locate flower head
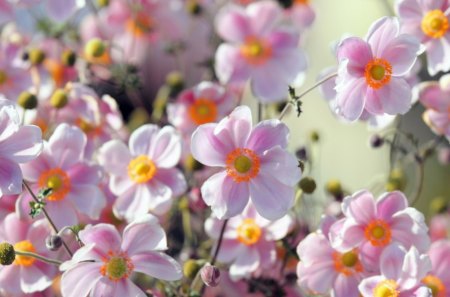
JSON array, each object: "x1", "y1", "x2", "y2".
[
  {"x1": 60, "y1": 215, "x2": 182, "y2": 297},
  {"x1": 191, "y1": 105, "x2": 301, "y2": 220},
  {"x1": 335, "y1": 17, "x2": 421, "y2": 121}
]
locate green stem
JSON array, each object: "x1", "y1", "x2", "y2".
[{"x1": 15, "y1": 250, "x2": 62, "y2": 266}]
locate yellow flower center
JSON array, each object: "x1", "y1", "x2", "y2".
[
  {"x1": 373, "y1": 280, "x2": 399, "y2": 297},
  {"x1": 333, "y1": 250, "x2": 363, "y2": 276},
  {"x1": 128, "y1": 155, "x2": 157, "y2": 184},
  {"x1": 364, "y1": 219, "x2": 392, "y2": 247},
  {"x1": 0, "y1": 70, "x2": 8, "y2": 85},
  {"x1": 100, "y1": 251, "x2": 134, "y2": 282},
  {"x1": 38, "y1": 168, "x2": 71, "y2": 201},
  {"x1": 422, "y1": 275, "x2": 446, "y2": 297},
  {"x1": 237, "y1": 218, "x2": 262, "y2": 245},
  {"x1": 126, "y1": 13, "x2": 154, "y2": 37},
  {"x1": 364, "y1": 58, "x2": 392, "y2": 89},
  {"x1": 226, "y1": 148, "x2": 260, "y2": 183},
  {"x1": 188, "y1": 98, "x2": 218, "y2": 125},
  {"x1": 240, "y1": 37, "x2": 272, "y2": 65},
  {"x1": 13, "y1": 240, "x2": 36, "y2": 267},
  {"x1": 422, "y1": 10, "x2": 449, "y2": 39}
]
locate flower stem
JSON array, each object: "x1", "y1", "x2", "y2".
[
  {"x1": 211, "y1": 219, "x2": 228, "y2": 266},
  {"x1": 278, "y1": 73, "x2": 337, "y2": 121},
  {"x1": 23, "y1": 181, "x2": 73, "y2": 257},
  {"x1": 15, "y1": 250, "x2": 62, "y2": 266}
]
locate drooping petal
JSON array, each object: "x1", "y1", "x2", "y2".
[
  {"x1": 249, "y1": 172, "x2": 294, "y2": 220},
  {"x1": 132, "y1": 252, "x2": 182, "y2": 281},
  {"x1": 201, "y1": 171, "x2": 250, "y2": 219},
  {"x1": 122, "y1": 214, "x2": 167, "y2": 255}
]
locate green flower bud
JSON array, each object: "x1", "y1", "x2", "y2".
[
  {"x1": 165, "y1": 71, "x2": 184, "y2": 96},
  {"x1": 183, "y1": 259, "x2": 202, "y2": 280},
  {"x1": 61, "y1": 50, "x2": 77, "y2": 67},
  {"x1": 17, "y1": 91, "x2": 38, "y2": 110},
  {"x1": 84, "y1": 38, "x2": 106, "y2": 60},
  {"x1": 97, "y1": 0, "x2": 109, "y2": 7},
  {"x1": 50, "y1": 89, "x2": 69, "y2": 109},
  {"x1": 299, "y1": 177, "x2": 316, "y2": 194},
  {"x1": 325, "y1": 179, "x2": 343, "y2": 197},
  {"x1": 430, "y1": 197, "x2": 448, "y2": 214},
  {"x1": 186, "y1": 0, "x2": 202, "y2": 15},
  {"x1": 28, "y1": 49, "x2": 46, "y2": 66},
  {"x1": 310, "y1": 131, "x2": 320, "y2": 142},
  {"x1": 0, "y1": 242, "x2": 15, "y2": 266}
]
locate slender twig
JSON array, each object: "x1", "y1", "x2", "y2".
[
  {"x1": 278, "y1": 73, "x2": 337, "y2": 121},
  {"x1": 15, "y1": 250, "x2": 63, "y2": 266},
  {"x1": 23, "y1": 181, "x2": 73, "y2": 257},
  {"x1": 257, "y1": 102, "x2": 263, "y2": 122},
  {"x1": 211, "y1": 219, "x2": 228, "y2": 266}
]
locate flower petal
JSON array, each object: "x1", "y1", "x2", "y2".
[
  {"x1": 122, "y1": 214, "x2": 167, "y2": 255},
  {"x1": 132, "y1": 252, "x2": 182, "y2": 281},
  {"x1": 49, "y1": 124, "x2": 86, "y2": 169}
]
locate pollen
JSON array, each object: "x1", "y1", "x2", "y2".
[
  {"x1": 226, "y1": 148, "x2": 260, "y2": 183},
  {"x1": 422, "y1": 10, "x2": 449, "y2": 39},
  {"x1": 373, "y1": 279, "x2": 399, "y2": 297},
  {"x1": 240, "y1": 37, "x2": 272, "y2": 65},
  {"x1": 128, "y1": 155, "x2": 157, "y2": 184},
  {"x1": 38, "y1": 168, "x2": 71, "y2": 201},
  {"x1": 333, "y1": 250, "x2": 363, "y2": 276},
  {"x1": 188, "y1": 98, "x2": 218, "y2": 125},
  {"x1": 364, "y1": 58, "x2": 392, "y2": 89},
  {"x1": 237, "y1": 218, "x2": 262, "y2": 245},
  {"x1": 422, "y1": 274, "x2": 446, "y2": 297},
  {"x1": 100, "y1": 251, "x2": 134, "y2": 282},
  {"x1": 364, "y1": 219, "x2": 392, "y2": 247},
  {"x1": 13, "y1": 240, "x2": 36, "y2": 267}
]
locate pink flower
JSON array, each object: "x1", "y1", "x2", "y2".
[
  {"x1": 396, "y1": 0, "x2": 450, "y2": 75},
  {"x1": 297, "y1": 215, "x2": 365, "y2": 297},
  {"x1": 329, "y1": 190, "x2": 430, "y2": 270},
  {"x1": 0, "y1": 43, "x2": 32, "y2": 103},
  {"x1": 60, "y1": 215, "x2": 182, "y2": 297},
  {"x1": 282, "y1": 0, "x2": 316, "y2": 30},
  {"x1": 422, "y1": 240, "x2": 450, "y2": 297},
  {"x1": 167, "y1": 81, "x2": 236, "y2": 136},
  {"x1": 359, "y1": 244, "x2": 432, "y2": 297},
  {"x1": 191, "y1": 105, "x2": 301, "y2": 220},
  {"x1": 214, "y1": 1, "x2": 307, "y2": 102},
  {"x1": 98, "y1": 124, "x2": 187, "y2": 221},
  {"x1": 0, "y1": 98, "x2": 42, "y2": 196},
  {"x1": 335, "y1": 17, "x2": 421, "y2": 121},
  {"x1": 417, "y1": 74, "x2": 450, "y2": 141},
  {"x1": 18, "y1": 123, "x2": 106, "y2": 229},
  {"x1": 0, "y1": 213, "x2": 56, "y2": 294},
  {"x1": 430, "y1": 213, "x2": 450, "y2": 241},
  {"x1": 205, "y1": 202, "x2": 293, "y2": 280}
]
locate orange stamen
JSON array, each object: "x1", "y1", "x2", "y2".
[
  {"x1": 333, "y1": 249, "x2": 363, "y2": 276},
  {"x1": 240, "y1": 36, "x2": 272, "y2": 65},
  {"x1": 364, "y1": 58, "x2": 392, "y2": 89},
  {"x1": 14, "y1": 240, "x2": 36, "y2": 267},
  {"x1": 422, "y1": 10, "x2": 449, "y2": 39},
  {"x1": 364, "y1": 219, "x2": 392, "y2": 247},
  {"x1": 188, "y1": 98, "x2": 218, "y2": 125},
  {"x1": 38, "y1": 168, "x2": 71, "y2": 201},
  {"x1": 237, "y1": 218, "x2": 262, "y2": 245},
  {"x1": 226, "y1": 148, "x2": 260, "y2": 183}
]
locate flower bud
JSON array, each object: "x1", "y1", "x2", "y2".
[
  {"x1": 61, "y1": 50, "x2": 77, "y2": 67},
  {"x1": 45, "y1": 235, "x2": 63, "y2": 251},
  {"x1": 97, "y1": 0, "x2": 109, "y2": 7},
  {"x1": 28, "y1": 48, "x2": 46, "y2": 65},
  {"x1": 17, "y1": 91, "x2": 38, "y2": 109},
  {"x1": 310, "y1": 131, "x2": 320, "y2": 142},
  {"x1": 200, "y1": 263, "x2": 220, "y2": 287},
  {"x1": 183, "y1": 259, "x2": 202, "y2": 280},
  {"x1": 84, "y1": 38, "x2": 106, "y2": 60},
  {"x1": 295, "y1": 147, "x2": 307, "y2": 160},
  {"x1": 299, "y1": 177, "x2": 316, "y2": 194},
  {"x1": 430, "y1": 197, "x2": 448, "y2": 214},
  {"x1": 50, "y1": 89, "x2": 69, "y2": 109},
  {"x1": 0, "y1": 242, "x2": 15, "y2": 265},
  {"x1": 186, "y1": 0, "x2": 202, "y2": 15},
  {"x1": 325, "y1": 179, "x2": 343, "y2": 197},
  {"x1": 369, "y1": 134, "x2": 384, "y2": 148},
  {"x1": 385, "y1": 168, "x2": 406, "y2": 191},
  {"x1": 165, "y1": 71, "x2": 184, "y2": 96}
]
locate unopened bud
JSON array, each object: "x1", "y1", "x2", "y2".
[
  {"x1": 17, "y1": 91, "x2": 38, "y2": 109},
  {"x1": 183, "y1": 259, "x2": 202, "y2": 280},
  {"x1": 61, "y1": 50, "x2": 77, "y2": 67},
  {"x1": 299, "y1": 177, "x2": 316, "y2": 194},
  {"x1": 28, "y1": 48, "x2": 46, "y2": 65},
  {"x1": 97, "y1": 0, "x2": 109, "y2": 7},
  {"x1": 45, "y1": 235, "x2": 63, "y2": 251},
  {"x1": 385, "y1": 168, "x2": 406, "y2": 192},
  {"x1": 165, "y1": 71, "x2": 184, "y2": 96},
  {"x1": 310, "y1": 131, "x2": 320, "y2": 142},
  {"x1": 84, "y1": 38, "x2": 106, "y2": 60},
  {"x1": 325, "y1": 179, "x2": 343, "y2": 197},
  {"x1": 50, "y1": 89, "x2": 69, "y2": 109},
  {"x1": 200, "y1": 263, "x2": 220, "y2": 287},
  {"x1": 369, "y1": 134, "x2": 384, "y2": 148},
  {"x1": 430, "y1": 197, "x2": 448, "y2": 214},
  {"x1": 0, "y1": 242, "x2": 15, "y2": 265},
  {"x1": 295, "y1": 147, "x2": 307, "y2": 160},
  {"x1": 186, "y1": 0, "x2": 202, "y2": 15}
]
